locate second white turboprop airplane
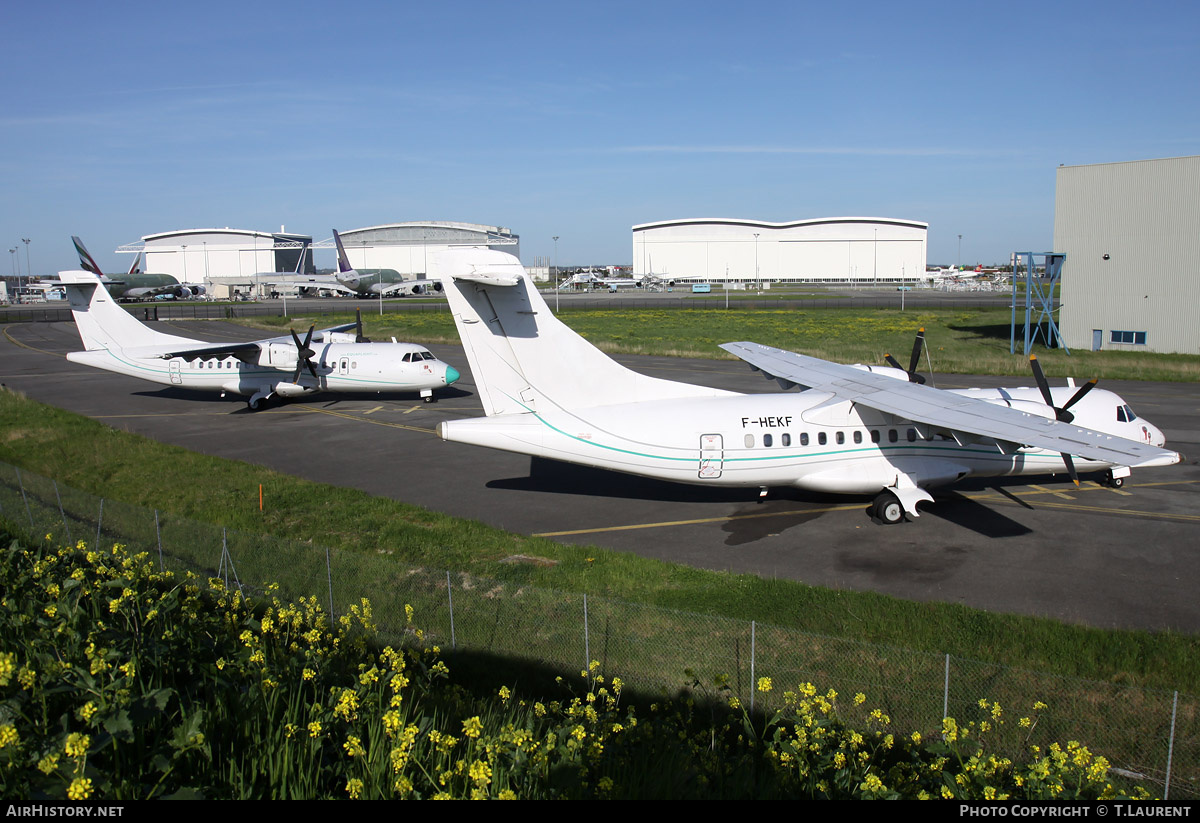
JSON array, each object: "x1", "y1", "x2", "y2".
[
  {"x1": 59, "y1": 271, "x2": 460, "y2": 410},
  {"x1": 432, "y1": 249, "x2": 1180, "y2": 524}
]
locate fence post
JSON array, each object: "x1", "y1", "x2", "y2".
[
  {"x1": 1165, "y1": 690, "x2": 1178, "y2": 800},
  {"x1": 95, "y1": 498, "x2": 104, "y2": 550},
  {"x1": 446, "y1": 570, "x2": 456, "y2": 650},
  {"x1": 750, "y1": 620, "x2": 757, "y2": 713},
  {"x1": 583, "y1": 594, "x2": 590, "y2": 670},
  {"x1": 943, "y1": 654, "x2": 951, "y2": 723},
  {"x1": 53, "y1": 480, "x2": 71, "y2": 544},
  {"x1": 16, "y1": 468, "x2": 34, "y2": 531},
  {"x1": 155, "y1": 510, "x2": 163, "y2": 571},
  {"x1": 325, "y1": 546, "x2": 334, "y2": 620}
]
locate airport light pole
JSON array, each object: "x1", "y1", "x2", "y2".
[
  {"x1": 958, "y1": 234, "x2": 963, "y2": 270},
  {"x1": 873, "y1": 229, "x2": 877, "y2": 287},
  {"x1": 9, "y1": 249, "x2": 16, "y2": 299},
  {"x1": 22, "y1": 238, "x2": 30, "y2": 282},
  {"x1": 553, "y1": 235, "x2": 560, "y2": 312},
  {"x1": 753, "y1": 233, "x2": 760, "y2": 292}
]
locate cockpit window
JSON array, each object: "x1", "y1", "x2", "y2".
[
  {"x1": 418, "y1": 351, "x2": 435, "y2": 361},
  {"x1": 1117, "y1": 406, "x2": 1126, "y2": 423},
  {"x1": 1124, "y1": 404, "x2": 1137, "y2": 422}
]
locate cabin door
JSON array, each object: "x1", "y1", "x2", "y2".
[
  {"x1": 699, "y1": 434, "x2": 723, "y2": 479},
  {"x1": 168, "y1": 360, "x2": 182, "y2": 385}
]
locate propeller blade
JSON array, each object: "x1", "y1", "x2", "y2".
[
  {"x1": 290, "y1": 326, "x2": 317, "y2": 384},
  {"x1": 355, "y1": 308, "x2": 368, "y2": 343},
  {"x1": 1061, "y1": 379, "x2": 1098, "y2": 414},
  {"x1": 908, "y1": 328, "x2": 926, "y2": 375},
  {"x1": 1062, "y1": 452, "x2": 1080, "y2": 487},
  {"x1": 884, "y1": 330, "x2": 927, "y2": 384},
  {"x1": 1029, "y1": 355, "x2": 1056, "y2": 409}
]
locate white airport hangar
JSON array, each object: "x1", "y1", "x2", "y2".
[
  {"x1": 1055, "y1": 155, "x2": 1200, "y2": 355},
  {"x1": 119, "y1": 229, "x2": 315, "y2": 298},
  {"x1": 631, "y1": 217, "x2": 928, "y2": 284},
  {"x1": 336, "y1": 222, "x2": 519, "y2": 276}
]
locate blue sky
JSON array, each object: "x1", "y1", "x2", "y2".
[{"x1": 2, "y1": 0, "x2": 1197, "y2": 274}]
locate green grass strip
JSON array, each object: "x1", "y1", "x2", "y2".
[{"x1": 1, "y1": 387, "x2": 1197, "y2": 695}]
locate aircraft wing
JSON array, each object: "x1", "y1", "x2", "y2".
[
  {"x1": 157, "y1": 320, "x2": 360, "y2": 361},
  {"x1": 720, "y1": 341, "x2": 1179, "y2": 467}
]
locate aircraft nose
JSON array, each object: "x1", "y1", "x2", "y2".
[{"x1": 445, "y1": 365, "x2": 460, "y2": 385}]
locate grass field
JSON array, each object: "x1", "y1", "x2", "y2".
[
  {"x1": 3, "y1": 387, "x2": 1198, "y2": 698},
  {"x1": 240, "y1": 305, "x2": 1200, "y2": 383}
]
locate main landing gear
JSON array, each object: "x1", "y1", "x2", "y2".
[
  {"x1": 871, "y1": 490, "x2": 906, "y2": 525},
  {"x1": 1102, "y1": 469, "x2": 1126, "y2": 489}
]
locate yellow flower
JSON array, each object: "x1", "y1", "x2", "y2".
[
  {"x1": 67, "y1": 778, "x2": 94, "y2": 800},
  {"x1": 757, "y1": 676, "x2": 773, "y2": 693},
  {"x1": 469, "y1": 759, "x2": 492, "y2": 786},
  {"x1": 37, "y1": 753, "x2": 60, "y2": 774},
  {"x1": 854, "y1": 692, "x2": 866, "y2": 705},
  {"x1": 0, "y1": 724, "x2": 18, "y2": 749},
  {"x1": 64, "y1": 732, "x2": 90, "y2": 758},
  {"x1": 308, "y1": 721, "x2": 322, "y2": 738},
  {"x1": 346, "y1": 778, "x2": 364, "y2": 799},
  {"x1": 462, "y1": 716, "x2": 484, "y2": 739}
]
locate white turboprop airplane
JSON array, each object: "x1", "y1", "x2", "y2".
[
  {"x1": 59, "y1": 271, "x2": 460, "y2": 410},
  {"x1": 432, "y1": 249, "x2": 1180, "y2": 524}
]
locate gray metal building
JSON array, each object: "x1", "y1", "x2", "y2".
[{"x1": 1055, "y1": 156, "x2": 1200, "y2": 355}]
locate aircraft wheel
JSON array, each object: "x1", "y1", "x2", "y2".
[
  {"x1": 248, "y1": 397, "x2": 263, "y2": 411},
  {"x1": 873, "y1": 492, "x2": 905, "y2": 525},
  {"x1": 1104, "y1": 471, "x2": 1125, "y2": 489}
]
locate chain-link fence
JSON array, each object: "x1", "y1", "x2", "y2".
[{"x1": 1, "y1": 461, "x2": 1194, "y2": 799}]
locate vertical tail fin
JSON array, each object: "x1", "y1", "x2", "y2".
[
  {"x1": 431, "y1": 250, "x2": 730, "y2": 417},
  {"x1": 58, "y1": 271, "x2": 188, "y2": 350},
  {"x1": 127, "y1": 251, "x2": 143, "y2": 276},
  {"x1": 72, "y1": 236, "x2": 104, "y2": 275},
  {"x1": 332, "y1": 229, "x2": 356, "y2": 275}
]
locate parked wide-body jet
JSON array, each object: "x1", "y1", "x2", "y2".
[
  {"x1": 59, "y1": 271, "x2": 459, "y2": 409},
  {"x1": 72, "y1": 236, "x2": 205, "y2": 301},
  {"x1": 431, "y1": 249, "x2": 1180, "y2": 524},
  {"x1": 331, "y1": 229, "x2": 443, "y2": 297}
]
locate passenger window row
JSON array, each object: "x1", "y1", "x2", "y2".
[{"x1": 743, "y1": 428, "x2": 921, "y2": 448}]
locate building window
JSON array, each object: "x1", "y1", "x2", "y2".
[{"x1": 1110, "y1": 330, "x2": 1147, "y2": 345}]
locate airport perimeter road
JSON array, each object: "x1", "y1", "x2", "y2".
[{"x1": 3, "y1": 320, "x2": 1198, "y2": 633}]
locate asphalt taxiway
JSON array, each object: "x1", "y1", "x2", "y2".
[{"x1": 3, "y1": 319, "x2": 1198, "y2": 633}]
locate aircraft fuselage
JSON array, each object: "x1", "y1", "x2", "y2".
[{"x1": 438, "y1": 385, "x2": 1167, "y2": 493}]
